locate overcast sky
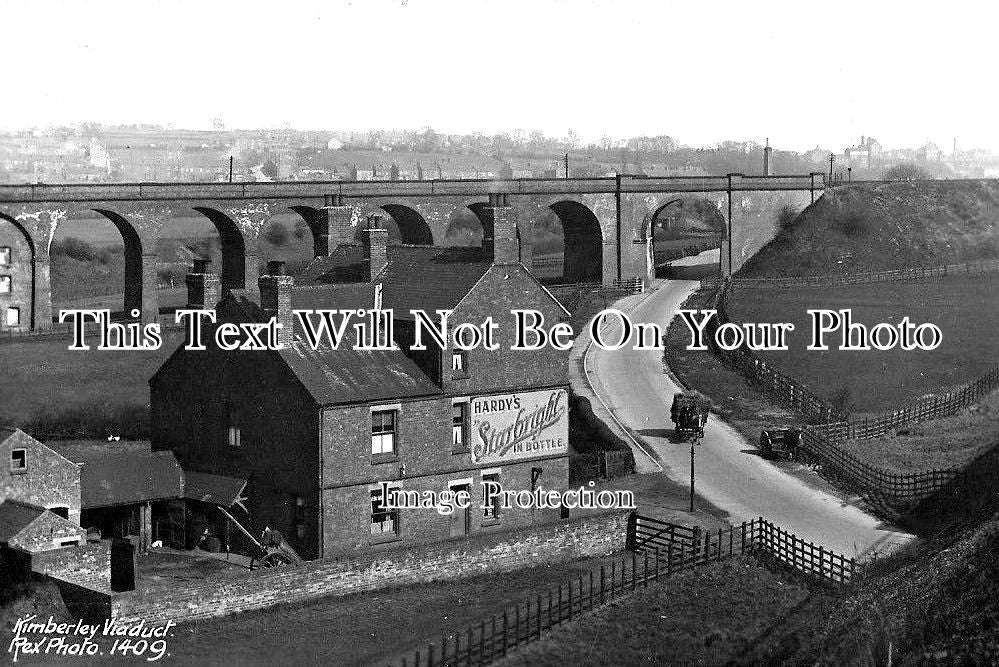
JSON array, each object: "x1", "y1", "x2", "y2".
[{"x1": 3, "y1": 0, "x2": 996, "y2": 152}]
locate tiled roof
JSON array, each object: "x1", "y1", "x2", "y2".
[
  {"x1": 48, "y1": 441, "x2": 184, "y2": 509},
  {"x1": 295, "y1": 244, "x2": 492, "y2": 316},
  {"x1": 277, "y1": 343, "x2": 442, "y2": 406},
  {"x1": 378, "y1": 246, "x2": 492, "y2": 316},
  {"x1": 224, "y1": 294, "x2": 443, "y2": 406}
]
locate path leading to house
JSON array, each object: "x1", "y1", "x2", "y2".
[{"x1": 580, "y1": 251, "x2": 913, "y2": 560}]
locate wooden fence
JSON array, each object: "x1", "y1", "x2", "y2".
[
  {"x1": 665, "y1": 280, "x2": 999, "y2": 502},
  {"x1": 390, "y1": 513, "x2": 855, "y2": 667},
  {"x1": 731, "y1": 258, "x2": 999, "y2": 289},
  {"x1": 628, "y1": 514, "x2": 856, "y2": 585}
]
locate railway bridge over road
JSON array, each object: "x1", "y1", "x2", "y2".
[{"x1": 0, "y1": 174, "x2": 823, "y2": 330}]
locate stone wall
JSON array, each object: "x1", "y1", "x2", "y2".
[{"x1": 113, "y1": 510, "x2": 628, "y2": 624}]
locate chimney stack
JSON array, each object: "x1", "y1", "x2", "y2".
[
  {"x1": 363, "y1": 216, "x2": 389, "y2": 281},
  {"x1": 487, "y1": 193, "x2": 518, "y2": 265},
  {"x1": 185, "y1": 259, "x2": 220, "y2": 309},
  {"x1": 323, "y1": 193, "x2": 353, "y2": 252},
  {"x1": 259, "y1": 260, "x2": 294, "y2": 348}
]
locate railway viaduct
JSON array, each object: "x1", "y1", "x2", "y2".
[{"x1": 0, "y1": 174, "x2": 824, "y2": 330}]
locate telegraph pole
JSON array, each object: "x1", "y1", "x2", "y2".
[
  {"x1": 564, "y1": 152, "x2": 569, "y2": 179},
  {"x1": 828, "y1": 153, "x2": 835, "y2": 182},
  {"x1": 228, "y1": 156, "x2": 234, "y2": 183}
]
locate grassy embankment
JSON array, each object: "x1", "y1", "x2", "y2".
[
  {"x1": 726, "y1": 275, "x2": 999, "y2": 415},
  {"x1": 495, "y1": 507, "x2": 999, "y2": 666},
  {"x1": 666, "y1": 181, "x2": 999, "y2": 473},
  {"x1": 739, "y1": 179, "x2": 999, "y2": 277}
]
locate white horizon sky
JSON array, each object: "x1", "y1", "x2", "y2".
[{"x1": 3, "y1": 0, "x2": 997, "y2": 152}]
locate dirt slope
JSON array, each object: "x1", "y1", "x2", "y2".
[{"x1": 739, "y1": 180, "x2": 999, "y2": 277}]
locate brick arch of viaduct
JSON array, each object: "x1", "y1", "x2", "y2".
[{"x1": 0, "y1": 175, "x2": 823, "y2": 330}]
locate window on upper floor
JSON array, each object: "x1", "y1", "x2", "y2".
[
  {"x1": 371, "y1": 409, "x2": 397, "y2": 456},
  {"x1": 0, "y1": 247, "x2": 10, "y2": 266},
  {"x1": 452, "y1": 401, "x2": 469, "y2": 453},
  {"x1": 451, "y1": 350, "x2": 467, "y2": 376},
  {"x1": 0, "y1": 275, "x2": 10, "y2": 293},
  {"x1": 10, "y1": 448, "x2": 27, "y2": 473}
]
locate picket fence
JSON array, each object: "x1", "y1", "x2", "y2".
[{"x1": 389, "y1": 513, "x2": 855, "y2": 667}]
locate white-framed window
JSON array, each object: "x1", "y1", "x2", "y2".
[
  {"x1": 451, "y1": 350, "x2": 467, "y2": 374},
  {"x1": 371, "y1": 409, "x2": 397, "y2": 455},
  {"x1": 10, "y1": 448, "x2": 27, "y2": 473},
  {"x1": 452, "y1": 400, "x2": 468, "y2": 452},
  {"x1": 0, "y1": 247, "x2": 9, "y2": 265},
  {"x1": 482, "y1": 472, "x2": 501, "y2": 521},
  {"x1": 0, "y1": 275, "x2": 10, "y2": 293},
  {"x1": 370, "y1": 486, "x2": 400, "y2": 536},
  {"x1": 4, "y1": 307, "x2": 18, "y2": 327}
]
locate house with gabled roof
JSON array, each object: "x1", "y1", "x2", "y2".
[{"x1": 150, "y1": 196, "x2": 572, "y2": 559}]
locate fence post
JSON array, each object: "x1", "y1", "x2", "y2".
[
  {"x1": 428, "y1": 642, "x2": 435, "y2": 667},
  {"x1": 625, "y1": 511, "x2": 637, "y2": 551},
  {"x1": 632, "y1": 551, "x2": 637, "y2": 589},
  {"x1": 600, "y1": 565, "x2": 605, "y2": 603},
  {"x1": 692, "y1": 526, "x2": 701, "y2": 563},
  {"x1": 741, "y1": 521, "x2": 746, "y2": 553}
]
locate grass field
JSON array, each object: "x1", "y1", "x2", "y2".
[
  {"x1": 837, "y1": 390, "x2": 999, "y2": 474},
  {"x1": 727, "y1": 275, "x2": 999, "y2": 415},
  {"x1": 0, "y1": 332, "x2": 184, "y2": 439},
  {"x1": 495, "y1": 557, "x2": 816, "y2": 667}
]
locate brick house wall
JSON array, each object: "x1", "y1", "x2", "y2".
[
  {"x1": 443, "y1": 264, "x2": 570, "y2": 396},
  {"x1": 150, "y1": 341, "x2": 321, "y2": 558},
  {"x1": 1, "y1": 429, "x2": 81, "y2": 524}
]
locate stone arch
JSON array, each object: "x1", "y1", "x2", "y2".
[
  {"x1": 47, "y1": 208, "x2": 146, "y2": 318},
  {"x1": 356, "y1": 203, "x2": 434, "y2": 246},
  {"x1": 0, "y1": 213, "x2": 37, "y2": 329},
  {"x1": 288, "y1": 205, "x2": 328, "y2": 257},
  {"x1": 444, "y1": 200, "x2": 490, "y2": 247},
  {"x1": 548, "y1": 200, "x2": 603, "y2": 284},
  {"x1": 92, "y1": 209, "x2": 145, "y2": 316},
  {"x1": 192, "y1": 207, "x2": 249, "y2": 290}
]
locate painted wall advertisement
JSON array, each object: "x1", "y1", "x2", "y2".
[{"x1": 470, "y1": 389, "x2": 568, "y2": 465}]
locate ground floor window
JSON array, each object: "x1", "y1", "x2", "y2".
[
  {"x1": 482, "y1": 472, "x2": 501, "y2": 521},
  {"x1": 370, "y1": 487, "x2": 399, "y2": 536},
  {"x1": 5, "y1": 306, "x2": 19, "y2": 327}
]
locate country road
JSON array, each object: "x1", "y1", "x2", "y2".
[{"x1": 584, "y1": 252, "x2": 913, "y2": 560}]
